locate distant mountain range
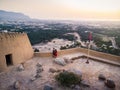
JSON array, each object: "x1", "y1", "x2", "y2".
[{"x1": 0, "y1": 10, "x2": 31, "y2": 21}]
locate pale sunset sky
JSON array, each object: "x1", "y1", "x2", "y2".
[{"x1": 0, "y1": 0, "x2": 120, "y2": 20}]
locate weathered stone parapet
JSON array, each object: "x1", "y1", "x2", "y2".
[
  {"x1": 34, "y1": 48, "x2": 80, "y2": 57},
  {"x1": 0, "y1": 32, "x2": 26, "y2": 40},
  {"x1": 34, "y1": 47, "x2": 120, "y2": 64}
]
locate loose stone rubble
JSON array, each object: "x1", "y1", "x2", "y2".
[
  {"x1": 44, "y1": 84, "x2": 53, "y2": 90},
  {"x1": 17, "y1": 64, "x2": 24, "y2": 71},
  {"x1": 74, "y1": 85, "x2": 81, "y2": 90},
  {"x1": 54, "y1": 58, "x2": 66, "y2": 66},
  {"x1": 98, "y1": 74, "x2": 106, "y2": 80},
  {"x1": 14, "y1": 81, "x2": 21, "y2": 89},
  {"x1": 0, "y1": 56, "x2": 119, "y2": 90},
  {"x1": 68, "y1": 69, "x2": 82, "y2": 79},
  {"x1": 49, "y1": 68, "x2": 57, "y2": 73},
  {"x1": 105, "y1": 79, "x2": 116, "y2": 88},
  {"x1": 80, "y1": 80, "x2": 90, "y2": 87},
  {"x1": 35, "y1": 63, "x2": 43, "y2": 79}
]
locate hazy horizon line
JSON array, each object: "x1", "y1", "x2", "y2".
[{"x1": 1, "y1": 9, "x2": 120, "y2": 22}]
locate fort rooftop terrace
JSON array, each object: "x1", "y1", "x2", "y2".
[{"x1": 0, "y1": 49, "x2": 120, "y2": 90}]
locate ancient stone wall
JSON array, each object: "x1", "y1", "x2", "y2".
[
  {"x1": 0, "y1": 32, "x2": 33, "y2": 72},
  {"x1": 34, "y1": 48, "x2": 120, "y2": 63},
  {"x1": 78, "y1": 48, "x2": 120, "y2": 63},
  {"x1": 34, "y1": 48, "x2": 80, "y2": 57}
]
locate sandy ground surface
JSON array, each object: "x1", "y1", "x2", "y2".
[{"x1": 0, "y1": 53, "x2": 120, "y2": 90}]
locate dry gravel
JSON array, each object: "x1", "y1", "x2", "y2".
[{"x1": 0, "y1": 53, "x2": 120, "y2": 90}]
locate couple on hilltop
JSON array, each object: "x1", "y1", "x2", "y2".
[{"x1": 52, "y1": 48, "x2": 57, "y2": 58}]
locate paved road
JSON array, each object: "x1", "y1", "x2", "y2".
[{"x1": 109, "y1": 37, "x2": 118, "y2": 49}]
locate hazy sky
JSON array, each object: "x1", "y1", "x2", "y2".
[{"x1": 0, "y1": 0, "x2": 120, "y2": 20}]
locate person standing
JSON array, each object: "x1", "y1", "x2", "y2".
[
  {"x1": 54, "y1": 49, "x2": 57, "y2": 58},
  {"x1": 52, "y1": 48, "x2": 57, "y2": 58}
]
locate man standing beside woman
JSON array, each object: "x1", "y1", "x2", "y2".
[{"x1": 52, "y1": 48, "x2": 57, "y2": 58}]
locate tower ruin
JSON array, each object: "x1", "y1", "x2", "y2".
[{"x1": 0, "y1": 32, "x2": 33, "y2": 72}]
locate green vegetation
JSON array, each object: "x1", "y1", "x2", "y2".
[
  {"x1": 0, "y1": 21, "x2": 120, "y2": 56},
  {"x1": 28, "y1": 30, "x2": 75, "y2": 45},
  {"x1": 34, "y1": 48, "x2": 39, "y2": 52},
  {"x1": 115, "y1": 36, "x2": 120, "y2": 48},
  {"x1": 55, "y1": 71, "x2": 81, "y2": 87}
]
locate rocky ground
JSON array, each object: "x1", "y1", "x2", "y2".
[{"x1": 0, "y1": 53, "x2": 120, "y2": 90}]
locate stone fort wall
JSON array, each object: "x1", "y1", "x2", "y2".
[
  {"x1": 0, "y1": 32, "x2": 33, "y2": 72},
  {"x1": 34, "y1": 48, "x2": 120, "y2": 63}
]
